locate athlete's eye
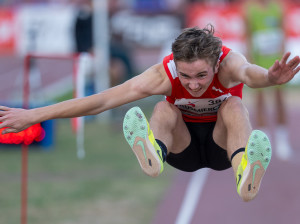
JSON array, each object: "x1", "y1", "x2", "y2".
[
  {"x1": 179, "y1": 73, "x2": 190, "y2": 78},
  {"x1": 197, "y1": 74, "x2": 206, "y2": 79}
]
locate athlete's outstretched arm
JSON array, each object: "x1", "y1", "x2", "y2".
[
  {"x1": 0, "y1": 63, "x2": 171, "y2": 134},
  {"x1": 223, "y1": 51, "x2": 300, "y2": 88}
]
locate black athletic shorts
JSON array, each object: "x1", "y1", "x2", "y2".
[{"x1": 166, "y1": 122, "x2": 231, "y2": 172}]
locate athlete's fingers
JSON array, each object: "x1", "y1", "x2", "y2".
[
  {"x1": 270, "y1": 60, "x2": 280, "y2": 75},
  {"x1": 0, "y1": 109, "x2": 9, "y2": 116},
  {"x1": 272, "y1": 60, "x2": 280, "y2": 70},
  {"x1": 288, "y1": 56, "x2": 300, "y2": 69},
  {"x1": 293, "y1": 66, "x2": 300, "y2": 76},
  {"x1": 280, "y1": 52, "x2": 291, "y2": 66},
  {"x1": 0, "y1": 123, "x2": 8, "y2": 132},
  {"x1": 1, "y1": 128, "x2": 17, "y2": 135},
  {"x1": 0, "y1": 106, "x2": 10, "y2": 111}
]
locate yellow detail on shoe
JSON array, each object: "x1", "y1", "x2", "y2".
[
  {"x1": 123, "y1": 106, "x2": 165, "y2": 177},
  {"x1": 146, "y1": 120, "x2": 164, "y2": 173},
  {"x1": 236, "y1": 153, "x2": 247, "y2": 196},
  {"x1": 235, "y1": 130, "x2": 272, "y2": 201},
  {"x1": 236, "y1": 138, "x2": 249, "y2": 196}
]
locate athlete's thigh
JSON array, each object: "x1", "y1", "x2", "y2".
[
  {"x1": 213, "y1": 100, "x2": 228, "y2": 150},
  {"x1": 167, "y1": 103, "x2": 191, "y2": 154}
]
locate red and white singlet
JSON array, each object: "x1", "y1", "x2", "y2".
[{"x1": 163, "y1": 46, "x2": 244, "y2": 123}]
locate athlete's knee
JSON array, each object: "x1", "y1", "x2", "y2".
[
  {"x1": 152, "y1": 101, "x2": 181, "y2": 126},
  {"x1": 218, "y1": 96, "x2": 249, "y2": 118}
]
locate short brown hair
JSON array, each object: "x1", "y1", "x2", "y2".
[{"x1": 171, "y1": 24, "x2": 222, "y2": 67}]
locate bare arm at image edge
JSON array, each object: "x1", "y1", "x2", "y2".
[{"x1": 0, "y1": 63, "x2": 171, "y2": 134}]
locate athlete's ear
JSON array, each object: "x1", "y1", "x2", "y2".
[{"x1": 214, "y1": 60, "x2": 220, "y2": 73}]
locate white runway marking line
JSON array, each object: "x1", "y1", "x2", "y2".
[{"x1": 175, "y1": 169, "x2": 209, "y2": 224}]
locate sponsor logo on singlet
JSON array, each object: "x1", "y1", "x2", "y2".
[{"x1": 212, "y1": 86, "x2": 224, "y2": 93}]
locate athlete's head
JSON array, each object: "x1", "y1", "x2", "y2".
[
  {"x1": 171, "y1": 24, "x2": 222, "y2": 69},
  {"x1": 171, "y1": 25, "x2": 223, "y2": 97}
]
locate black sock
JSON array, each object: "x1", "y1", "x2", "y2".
[
  {"x1": 230, "y1": 147, "x2": 245, "y2": 162},
  {"x1": 155, "y1": 139, "x2": 167, "y2": 162}
]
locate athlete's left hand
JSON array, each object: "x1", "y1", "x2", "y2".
[{"x1": 268, "y1": 52, "x2": 300, "y2": 85}]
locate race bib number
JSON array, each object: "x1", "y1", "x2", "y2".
[{"x1": 174, "y1": 94, "x2": 231, "y2": 117}]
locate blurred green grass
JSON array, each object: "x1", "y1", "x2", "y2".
[{"x1": 0, "y1": 101, "x2": 174, "y2": 224}]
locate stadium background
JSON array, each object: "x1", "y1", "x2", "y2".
[{"x1": 0, "y1": 0, "x2": 300, "y2": 224}]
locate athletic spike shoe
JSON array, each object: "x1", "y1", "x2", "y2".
[
  {"x1": 123, "y1": 106, "x2": 164, "y2": 177},
  {"x1": 236, "y1": 130, "x2": 272, "y2": 202}
]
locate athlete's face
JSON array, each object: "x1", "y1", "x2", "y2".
[{"x1": 176, "y1": 59, "x2": 219, "y2": 97}]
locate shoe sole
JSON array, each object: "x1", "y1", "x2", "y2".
[
  {"x1": 239, "y1": 130, "x2": 272, "y2": 201},
  {"x1": 123, "y1": 107, "x2": 161, "y2": 177}
]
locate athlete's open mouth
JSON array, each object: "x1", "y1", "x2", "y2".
[
  {"x1": 190, "y1": 89, "x2": 202, "y2": 94},
  {"x1": 190, "y1": 88, "x2": 202, "y2": 92}
]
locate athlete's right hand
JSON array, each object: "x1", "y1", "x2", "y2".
[{"x1": 0, "y1": 106, "x2": 34, "y2": 134}]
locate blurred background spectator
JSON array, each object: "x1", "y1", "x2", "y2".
[
  {"x1": 244, "y1": 0, "x2": 294, "y2": 161},
  {"x1": 74, "y1": 0, "x2": 93, "y2": 54},
  {"x1": 109, "y1": 35, "x2": 134, "y2": 87}
]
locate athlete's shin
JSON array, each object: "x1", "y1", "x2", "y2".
[{"x1": 230, "y1": 148, "x2": 245, "y2": 175}]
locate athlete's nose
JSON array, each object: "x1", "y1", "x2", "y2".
[{"x1": 189, "y1": 81, "x2": 200, "y2": 90}]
